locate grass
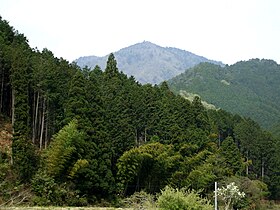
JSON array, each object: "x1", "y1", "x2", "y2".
[
  {"x1": 0, "y1": 208, "x2": 132, "y2": 210},
  {"x1": 1, "y1": 205, "x2": 280, "y2": 210}
]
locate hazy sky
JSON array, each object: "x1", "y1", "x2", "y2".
[{"x1": 1, "y1": 0, "x2": 279, "y2": 64}]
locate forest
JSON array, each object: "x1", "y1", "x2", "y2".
[
  {"x1": 167, "y1": 60, "x2": 280, "y2": 131},
  {"x1": 1, "y1": 16, "x2": 280, "y2": 209}
]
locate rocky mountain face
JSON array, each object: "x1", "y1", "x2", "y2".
[{"x1": 75, "y1": 41, "x2": 223, "y2": 84}]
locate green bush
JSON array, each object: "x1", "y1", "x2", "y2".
[
  {"x1": 157, "y1": 186, "x2": 213, "y2": 210},
  {"x1": 31, "y1": 169, "x2": 88, "y2": 206},
  {"x1": 220, "y1": 176, "x2": 269, "y2": 209},
  {"x1": 123, "y1": 190, "x2": 156, "y2": 209},
  {"x1": 31, "y1": 169, "x2": 57, "y2": 205}
]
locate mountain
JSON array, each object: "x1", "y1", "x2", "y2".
[
  {"x1": 168, "y1": 59, "x2": 280, "y2": 129},
  {"x1": 75, "y1": 41, "x2": 223, "y2": 84}
]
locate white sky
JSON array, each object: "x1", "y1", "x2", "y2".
[{"x1": 0, "y1": 0, "x2": 279, "y2": 64}]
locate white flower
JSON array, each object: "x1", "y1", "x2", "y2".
[{"x1": 216, "y1": 182, "x2": 246, "y2": 208}]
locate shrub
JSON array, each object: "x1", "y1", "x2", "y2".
[
  {"x1": 31, "y1": 169, "x2": 88, "y2": 206},
  {"x1": 220, "y1": 176, "x2": 269, "y2": 209},
  {"x1": 123, "y1": 190, "x2": 156, "y2": 209},
  {"x1": 157, "y1": 186, "x2": 213, "y2": 210},
  {"x1": 31, "y1": 170, "x2": 58, "y2": 205},
  {"x1": 217, "y1": 182, "x2": 245, "y2": 210}
]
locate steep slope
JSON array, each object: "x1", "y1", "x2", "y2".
[
  {"x1": 75, "y1": 41, "x2": 223, "y2": 84},
  {"x1": 168, "y1": 59, "x2": 280, "y2": 129}
]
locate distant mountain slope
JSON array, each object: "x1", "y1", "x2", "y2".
[
  {"x1": 75, "y1": 41, "x2": 223, "y2": 84},
  {"x1": 168, "y1": 59, "x2": 280, "y2": 129}
]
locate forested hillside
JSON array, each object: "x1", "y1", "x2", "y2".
[
  {"x1": 168, "y1": 61, "x2": 280, "y2": 130},
  {"x1": 76, "y1": 41, "x2": 223, "y2": 84},
  {"x1": 1, "y1": 17, "x2": 280, "y2": 209}
]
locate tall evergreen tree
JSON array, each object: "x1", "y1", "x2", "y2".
[
  {"x1": 9, "y1": 31, "x2": 38, "y2": 181},
  {"x1": 234, "y1": 118, "x2": 261, "y2": 176},
  {"x1": 104, "y1": 53, "x2": 118, "y2": 78},
  {"x1": 219, "y1": 136, "x2": 244, "y2": 175}
]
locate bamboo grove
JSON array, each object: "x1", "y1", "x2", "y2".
[{"x1": 1, "y1": 17, "x2": 280, "y2": 207}]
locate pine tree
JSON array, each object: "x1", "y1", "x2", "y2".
[
  {"x1": 65, "y1": 70, "x2": 91, "y2": 129},
  {"x1": 9, "y1": 32, "x2": 38, "y2": 181},
  {"x1": 104, "y1": 53, "x2": 118, "y2": 78},
  {"x1": 234, "y1": 118, "x2": 261, "y2": 176},
  {"x1": 220, "y1": 136, "x2": 244, "y2": 175}
]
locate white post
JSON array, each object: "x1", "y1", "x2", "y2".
[{"x1": 215, "y1": 181, "x2": 218, "y2": 210}]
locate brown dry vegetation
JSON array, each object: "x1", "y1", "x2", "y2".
[{"x1": 0, "y1": 116, "x2": 12, "y2": 157}]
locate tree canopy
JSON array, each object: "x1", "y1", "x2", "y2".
[{"x1": 1, "y1": 16, "x2": 280, "y2": 208}]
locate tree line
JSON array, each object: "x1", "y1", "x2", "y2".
[{"x1": 1, "y1": 16, "x2": 280, "y2": 208}]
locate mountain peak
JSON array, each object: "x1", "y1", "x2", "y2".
[
  {"x1": 119, "y1": 41, "x2": 161, "y2": 52},
  {"x1": 140, "y1": 40, "x2": 156, "y2": 45},
  {"x1": 75, "y1": 42, "x2": 223, "y2": 84}
]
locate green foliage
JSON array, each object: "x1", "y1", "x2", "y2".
[
  {"x1": 31, "y1": 170, "x2": 57, "y2": 205},
  {"x1": 157, "y1": 186, "x2": 213, "y2": 210},
  {"x1": 2, "y1": 16, "x2": 280, "y2": 206},
  {"x1": 191, "y1": 96, "x2": 210, "y2": 131},
  {"x1": 42, "y1": 119, "x2": 85, "y2": 180},
  {"x1": 186, "y1": 163, "x2": 216, "y2": 191},
  {"x1": 31, "y1": 169, "x2": 88, "y2": 206},
  {"x1": 64, "y1": 70, "x2": 91, "y2": 129},
  {"x1": 269, "y1": 137, "x2": 280, "y2": 200},
  {"x1": 0, "y1": 160, "x2": 13, "y2": 202},
  {"x1": 270, "y1": 123, "x2": 280, "y2": 137},
  {"x1": 0, "y1": 150, "x2": 31, "y2": 206},
  {"x1": 12, "y1": 135, "x2": 38, "y2": 182},
  {"x1": 219, "y1": 136, "x2": 244, "y2": 175},
  {"x1": 104, "y1": 53, "x2": 119, "y2": 78},
  {"x1": 217, "y1": 182, "x2": 245, "y2": 210},
  {"x1": 168, "y1": 59, "x2": 280, "y2": 129},
  {"x1": 220, "y1": 176, "x2": 269, "y2": 209},
  {"x1": 122, "y1": 190, "x2": 156, "y2": 209},
  {"x1": 117, "y1": 142, "x2": 180, "y2": 194},
  {"x1": 68, "y1": 159, "x2": 89, "y2": 179},
  {"x1": 234, "y1": 118, "x2": 276, "y2": 179},
  {"x1": 185, "y1": 128, "x2": 210, "y2": 148},
  {"x1": 0, "y1": 161, "x2": 9, "y2": 183}
]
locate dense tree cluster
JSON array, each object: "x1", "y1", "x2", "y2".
[
  {"x1": 168, "y1": 60, "x2": 280, "y2": 131},
  {"x1": 1, "y1": 17, "x2": 280, "y2": 208}
]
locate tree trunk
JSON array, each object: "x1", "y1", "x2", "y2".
[
  {"x1": 44, "y1": 101, "x2": 48, "y2": 149},
  {"x1": 32, "y1": 91, "x2": 39, "y2": 143},
  {"x1": 0, "y1": 70, "x2": 4, "y2": 113},
  {"x1": 218, "y1": 132, "x2": 221, "y2": 148},
  {"x1": 144, "y1": 127, "x2": 147, "y2": 142},
  {"x1": 136, "y1": 175, "x2": 140, "y2": 191},
  {"x1": 37, "y1": 99, "x2": 42, "y2": 144},
  {"x1": 11, "y1": 88, "x2": 15, "y2": 165},
  {"x1": 261, "y1": 158, "x2": 265, "y2": 180},
  {"x1": 39, "y1": 97, "x2": 45, "y2": 150},
  {"x1": 225, "y1": 196, "x2": 232, "y2": 210},
  {"x1": 11, "y1": 88, "x2": 15, "y2": 133},
  {"x1": 32, "y1": 92, "x2": 35, "y2": 139},
  {"x1": 246, "y1": 150, "x2": 249, "y2": 176},
  {"x1": 135, "y1": 128, "x2": 138, "y2": 146}
]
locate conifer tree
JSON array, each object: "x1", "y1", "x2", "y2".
[
  {"x1": 65, "y1": 70, "x2": 91, "y2": 130},
  {"x1": 9, "y1": 32, "x2": 38, "y2": 181},
  {"x1": 234, "y1": 118, "x2": 261, "y2": 176},
  {"x1": 220, "y1": 136, "x2": 244, "y2": 175},
  {"x1": 104, "y1": 53, "x2": 118, "y2": 78}
]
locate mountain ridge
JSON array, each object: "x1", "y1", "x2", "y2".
[
  {"x1": 75, "y1": 41, "x2": 223, "y2": 84},
  {"x1": 167, "y1": 59, "x2": 280, "y2": 129}
]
